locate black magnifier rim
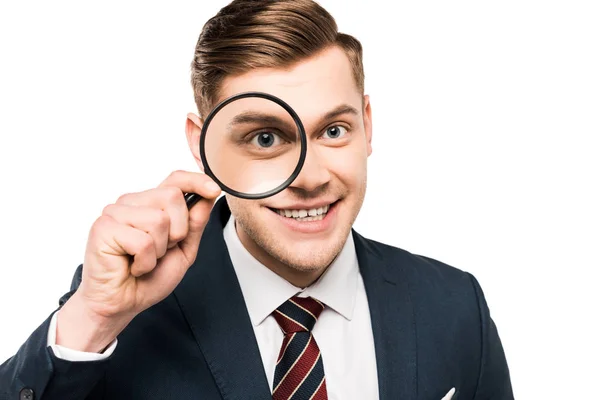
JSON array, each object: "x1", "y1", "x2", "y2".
[{"x1": 199, "y1": 91, "x2": 307, "y2": 200}]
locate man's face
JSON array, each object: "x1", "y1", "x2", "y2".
[{"x1": 189, "y1": 46, "x2": 372, "y2": 277}]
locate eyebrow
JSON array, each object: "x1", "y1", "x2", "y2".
[
  {"x1": 229, "y1": 113, "x2": 292, "y2": 128},
  {"x1": 227, "y1": 103, "x2": 360, "y2": 132},
  {"x1": 321, "y1": 104, "x2": 360, "y2": 122}
]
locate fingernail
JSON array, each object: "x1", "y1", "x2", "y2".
[{"x1": 205, "y1": 181, "x2": 220, "y2": 193}]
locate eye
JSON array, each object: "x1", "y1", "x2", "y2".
[
  {"x1": 251, "y1": 131, "x2": 282, "y2": 148},
  {"x1": 322, "y1": 125, "x2": 347, "y2": 139}
]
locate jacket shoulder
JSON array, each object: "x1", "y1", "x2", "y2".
[{"x1": 361, "y1": 235, "x2": 475, "y2": 289}]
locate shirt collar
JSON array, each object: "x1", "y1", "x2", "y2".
[{"x1": 223, "y1": 214, "x2": 358, "y2": 327}]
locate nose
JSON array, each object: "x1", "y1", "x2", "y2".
[{"x1": 289, "y1": 143, "x2": 331, "y2": 192}]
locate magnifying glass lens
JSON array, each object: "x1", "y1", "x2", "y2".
[{"x1": 203, "y1": 96, "x2": 303, "y2": 196}]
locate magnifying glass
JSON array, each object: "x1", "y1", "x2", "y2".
[{"x1": 184, "y1": 92, "x2": 307, "y2": 208}]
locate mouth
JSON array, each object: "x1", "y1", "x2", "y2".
[{"x1": 268, "y1": 200, "x2": 338, "y2": 222}]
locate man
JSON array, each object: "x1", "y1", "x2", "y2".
[{"x1": 0, "y1": 0, "x2": 513, "y2": 399}]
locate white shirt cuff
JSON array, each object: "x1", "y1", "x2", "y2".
[{"x1": 47, "y1": 310, "x2": 117, "y2": 361}]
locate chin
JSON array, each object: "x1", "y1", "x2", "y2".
[
  {"x1": 275, "y1": 240, "x2": 341, "y2": 271},
  {"x1": 265, "y1": 218, "x2": 352, "y2": 271}
]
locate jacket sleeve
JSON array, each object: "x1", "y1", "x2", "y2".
[
  {"x1": 468, "y1": 273, "x2": 515, "y2": 399},
  {"x1": 0, "y1": 265, "x2": 109, "y2": 400}
]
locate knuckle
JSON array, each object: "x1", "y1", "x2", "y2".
[
  {"x1": 93, "y1": 215, "x2": 113, "y2": 231},
  {"x1": 148, "y1": 213, "x2": 170, "y2": 246},
  {"x1": 170, "y1": 169, "x2": 185, "y2": 178},
  {"x1": 190, "y1": 216, "x2": 208, "y2": 233},
  {"x1": 155, "y1": 244, "x2": 167, "y2": 259},
  {"x1": 101, "y1": 203, "x2": 116, "y2": 216},
  {"x1": 153, "y1": 209, "x2": 170, "y2": 230},
  {"x1": 137, "y1": 234, "x2": 155, "y2": 254},
  {"x1": 89, "y1": 215, "x2": 113, "y2": 241},
  {"x1": 164, "y1": 186, "x2": 183, "y2": 204},
  {"x1": 170, "y1": 227, "x2": 187, "y2": 243},
  {"x1": 116, "y1": 192, "x2": 132, "y2": 204},
  {"x1": 166, "y1": 170, "x2": 184, "y2": 184},
  {"x1": 172, "y1": 212, "x2": 190, "y2": 242}
]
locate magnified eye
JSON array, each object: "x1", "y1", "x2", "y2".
[
  {"x1": 323, "y1": 125, "x2": 347, "y2": 139},
  {"x1": 251, "y1": 131, "x2": 282, "y2": 148}
]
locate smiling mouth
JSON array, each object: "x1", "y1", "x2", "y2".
[{"x1": 268, "y1": 201, "x2": 337, "y2": 222}]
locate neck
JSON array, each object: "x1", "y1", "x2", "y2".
[{"x1": 235, "y1": 222, "x2": 325, "y2": 288}]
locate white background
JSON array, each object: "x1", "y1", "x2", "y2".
[{"x1": 0, "y1": 1, "x2": 598, "y2": 398}]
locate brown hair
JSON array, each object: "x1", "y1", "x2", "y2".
[{"x1": 190, "y1": 0, "x2": 364, "y2": 118}]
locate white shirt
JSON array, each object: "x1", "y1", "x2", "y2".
[{"x1": 48, "y1": 215, "x2": 379, "y2": 399}]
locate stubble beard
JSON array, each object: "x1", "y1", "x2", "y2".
[{"x1": 226, "y1": 177, "x2": 367, "y2": 275}]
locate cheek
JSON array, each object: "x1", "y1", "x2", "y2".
[
  {"x1": 224, "y1": 195, "x2": 253, "y2": 217},
  {"x1": 324, "y1": 143, "x2": 368, "y2": 187}
]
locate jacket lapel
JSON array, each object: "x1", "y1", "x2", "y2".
[
  {"x1": 353, "y1": 230, "x2": 417, "y2": 400},
  {"x1": 172, "y1": 197, "x2": 417, "y2": 399},
  {"x1": 174, "y1": 197, "x2": 272, "y2": 400}
]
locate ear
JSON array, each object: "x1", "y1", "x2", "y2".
[
  {"x1": 363, "y1": 95, "x2": 373, "y2": 156},
  {"x1": 185, "y1": 112, "x2": 204, "y2": 171}
]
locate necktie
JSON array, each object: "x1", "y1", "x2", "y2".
[{"x1": 271, "y1": 296, "x2": 328, "y2": 400}]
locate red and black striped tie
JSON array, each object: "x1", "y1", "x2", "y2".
[{"x1": 271, "y1": 296, "x2": 328, "y2": 400}]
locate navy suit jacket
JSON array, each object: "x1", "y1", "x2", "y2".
[{"x1": 1, "y1": 197, "x2": 513, "y2": 399}]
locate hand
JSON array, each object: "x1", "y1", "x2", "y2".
[{"x1": 56, "y1": 171, "x2": 221, "y2": 352}]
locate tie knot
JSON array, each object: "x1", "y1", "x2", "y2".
[{"x1": 273, "y1": 296, "x2": 325, "y2": 334}]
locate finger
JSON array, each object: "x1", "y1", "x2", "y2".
[
  {"x1": 158, "y1": 171, "x2": 221, "y2": 258},
  {"x1": 138, "y1": 202, "x2": 213, "y2": 292},
  {"x1": 101, "y1": 204, "x2": 170, "y2": 259},
  {"x1": 95, "y1": 216, "x2": 157, "y2": 277},
  {"x1": 116, "y1": 187, "x2": 188, "y2": 248},
  {"x1": 115, "y1": 170, "x2": 220, "y2": 253},
  {"x1": 157, "y1": 171, "x2": 221, "y2": 249},
  {"x1": 140, "y1": 243, "x2": 190, "y2": 292},
  {"x1": 178, "y1": 192, "x2": 217, "y2": 262},
  {"x1": 158, "y1": 170, "x2": 221, "y2": 200}
]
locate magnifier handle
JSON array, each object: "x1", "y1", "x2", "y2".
[{"x1": 184, "y1": 192, "x2": 202, "y2": 209}]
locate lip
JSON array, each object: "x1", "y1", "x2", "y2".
[{"x1": 267, "y1": 200, "x2": 340, "y2": 234}]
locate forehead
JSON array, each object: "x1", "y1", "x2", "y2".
[{"x1": 219, "y1": 46, "x2": 362, "y2": 121}]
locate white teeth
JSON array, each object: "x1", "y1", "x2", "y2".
[{"x1": 274, "y1": 203, "x2": 333, "y2": 220}]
